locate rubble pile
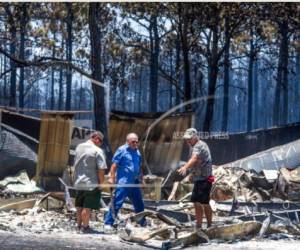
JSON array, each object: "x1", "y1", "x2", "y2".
[
  {"x1": 211, "y1": 166, "x2": 300, "y2": 203},
  {"x1": 0, "y1": 164, "x2": 300, "y2": 248},
  {"x1": 275, "y1": 167, "x2": 300, "y2": 201},
  {"x1": 0, "y1": 188, "x2": 300, "y2": 249},
  {"x1": 0, "y1": 208, "x2": 76, "y2": 234}
]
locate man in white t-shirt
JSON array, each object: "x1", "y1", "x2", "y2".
[{"x1": 73, "y1": 131, "x2": 107, "y2": 233}]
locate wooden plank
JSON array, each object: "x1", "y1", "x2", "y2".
[
  {"x1": 168, "y1": 181, "x2": 179, "y2": 201},
  {"x1": 119, "y1": 226, "x2": 174, "y2": 243},
  {"x1": 206, "y1": 221, "x2": 262, "y2": 241},
  {"x1": 161, "y1": 230, "x2": 209, "y2": 249},
  {"x1": 0, "y1": 199, "x2": 36, "y2": 212}
]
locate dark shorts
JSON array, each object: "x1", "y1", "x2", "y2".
[
  {"x1": 75, "y1": 188, "x2": 101, "y2": 210},
  {"x1": 191, "y1": 180, "x2": 212, "y2": 204}
]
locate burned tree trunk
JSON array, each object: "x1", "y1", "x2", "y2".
[
  {"x1": 5, "y1": 6, "x2": 17, "y2": 107},
  {"x1": 247, "y1": 27, "x2": 255, "y2": 132},
  {"x1": 58, "y1": 39, "x2": 64, "y2": 110},
  {"x1": 88, "y1": 3, "x2": 112, "y2": 161},
  {"x1": 273, "y1": 21, "x2": 289, "y2": 126},
  {"x1": 253, "y1": 60, "x2": 259, "y2": 129},
  {"x1": 149, "y1": 15, "x2": 159, "y2": 112},
  {"x1": 65, "y1": 3, "x2": 73, "y2": 111},
  {"x1": 169, "y1": 50, "x2": 173, "y2": 109},
  {"x1": 203, "y1": 27, "x2": 219, "y2": 132},
  {"x1": 175, "y1": 33, "x2": 181, "y2": 106},
  {"x1": 50, "y1": 32, "x2": 56, "y2": 110},
  {"x1": 222, "y1": 16, "x2": 230, "y2": 132},
  {"x1": 18, "y1": 3, "x2": 28, "y2": 109},
  {"x1": 178, "y1": 4, "x2": 192, "y2": 111}
]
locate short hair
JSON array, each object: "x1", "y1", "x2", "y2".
[
  {"x1": 126, "y1": 133, "x2": 138, "y2": 141},
  {"x1": 90, "y1": 131, "x2": 104, "y2": 141}
]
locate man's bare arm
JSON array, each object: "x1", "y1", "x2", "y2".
[
  {"x1": 98, "y1": 169, "x2": 105, "y2": 185},
  {"x1": 177, "y1": 154, "x2": 201, "y2": 176},
  {"x1": 109, "y1": 163, "x2": 117, "y2": 184}
]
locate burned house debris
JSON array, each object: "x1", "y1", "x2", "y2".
[{"x1": 1, "y1": 108, "x2": 300, "y2": 249}]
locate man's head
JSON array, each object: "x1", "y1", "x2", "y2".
[
  {"x1": 182, "y1": 128, "x2": 198, "y2": 146},
  {"x1": 90, "y1": 131, "x2": 104, "y2": 147},
  {"x1": 126, "y1": 133, "x2": 139, "y2": 150}
]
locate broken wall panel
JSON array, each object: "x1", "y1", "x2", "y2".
[
  {"x1": 221, "y1": 139, "x2": 300, "y2": 172},
  {"x1": 205, "y1": 122, "x2": 300, "y2": 165},
  {"x1": 71, "y1": 112, "x2": 194, "y2": 175},
  {"x1": 36, "y1": 112, "x2": 73, "y2": 190}
]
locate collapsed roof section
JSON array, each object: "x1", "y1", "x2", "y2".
[{"x1": 222, "y1": 139, "x2": 300, "y2": 172}]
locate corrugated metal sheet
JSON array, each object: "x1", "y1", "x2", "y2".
[
  {"x1": 205, "y1": 122, "x2": 300, "y2": 165},
  {"x1": 36, "y1": 112, "x2": 73, "y2": 190},
  {"x1": 4, "y1": 107, "x2": 300, "y2": 175},
  {"x1": 108, "y1": 112, "x2": 194, "y2": 175}
]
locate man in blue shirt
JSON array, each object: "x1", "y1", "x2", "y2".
[{"x1": 104, "y1": 133, "x2": 145, "y2": 229}]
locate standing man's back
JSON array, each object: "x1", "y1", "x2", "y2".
[
  {"x1": 74, "y1": 139, "x2": 106, "y2": 190},
  {"x1": 73, "y1": 131, "x2": 107, "y2": 233}
]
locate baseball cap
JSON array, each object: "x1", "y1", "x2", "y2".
[{"x1": 182, "y1": 128, "x2": 198, "y2": 140}]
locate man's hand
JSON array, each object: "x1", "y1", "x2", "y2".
[
  {"x1": 108, "y1": 163, "x2": 117, "y2": 187},
  {"x1": 177, "y1": 165, "x2": 188, "y2": 176},
  {"x1": 140, "y1": 179, "x2": 146, "y2": 189},
  {"x1": 108, "y1": 177, "x2": 115, "y2": 185}
]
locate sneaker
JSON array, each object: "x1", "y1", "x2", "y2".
[
  {"x1": 81, "y1": 226, "x2": 97, "y2": 234},
  {"x1": 139, "y1": 219, "x2": 147, "y2": 227},
  {"x1": 76, "y1": 225, "x2": 81, "y2": 233}
]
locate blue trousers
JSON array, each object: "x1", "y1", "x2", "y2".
[{"x1": 104, "y1": 186, "x2": 145, "y2": 226}]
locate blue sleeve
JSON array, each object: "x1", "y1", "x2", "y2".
[
  {"x1": 137, "y1": 150, "x2": 142, "y2": 166},
  {"x1": 112, "y1": 148, "x2": 123, "y2": 165}
]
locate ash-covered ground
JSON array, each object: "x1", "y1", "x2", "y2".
[{"x1": 0, "y1": 207, "x2": 299, "y2": 250}]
